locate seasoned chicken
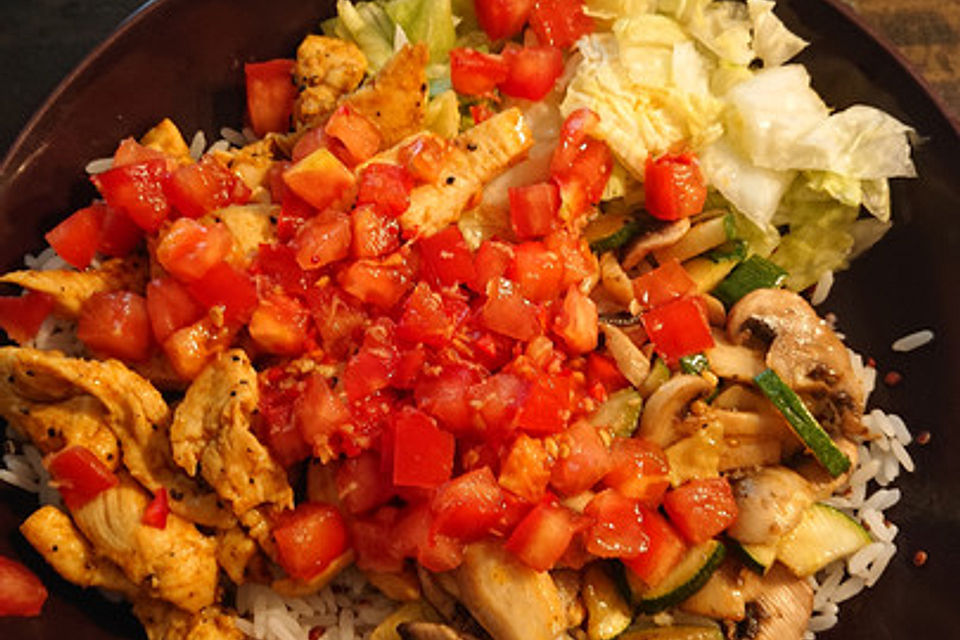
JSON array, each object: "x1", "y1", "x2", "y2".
[
  {"x1": 343, "y1": 44, "x2": 429, "y2": 148},
  {"x1": 453, "y1": 541, "x2": 566, "y2": 640},
  {"x1": 293, "y1": 35, "x2": 367, "y2": 129},
  {"x1": 20, "y1": 505, "x2": 139, "y2": 597},
  {"x1": 395, "y1": 109, "x2": 534, "y2": 237},
  {"x1": 0, "y1": 255, "x2": 148, "y2": 317},
  {"x1": 214, "y1": 136, "x2": 283, "y2": 193},
  {"x1": 209, "y1": 204, "x2": 278, "y2": 266},
  {"x1": 141, "y1": 118, "x2": 193, "y2": 164},
  {"x1": 0, "y1": 347, "x2": 235, "y2": 528},
  {"x1": 71, "y1": 473, "x2": 218, "y2": 612},
  {"x1": 215, "y1": 527, "x2": 262, "y2": 585},
  {"x1": 133, "y1": 600, "x2": 243, "y2": 640},
  {"x1": 171, "y1": 350, "x2": 293, "y2": 516}
]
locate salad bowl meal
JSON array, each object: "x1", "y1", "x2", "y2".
[{"x1": 1, "y1": 1, "x2": 959, "y2": 640}]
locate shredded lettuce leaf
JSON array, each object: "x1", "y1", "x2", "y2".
[
  {"x1": 700, "y1": 136, "x2": 796, "y2": 224},
  {"x1": 747, "y1": 0, "x2": 808, "y2": 67}
]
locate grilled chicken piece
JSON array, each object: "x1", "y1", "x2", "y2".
[
  {"x1": 453, "y1": 541, "x2": 566, "y2": 640},
  {"x1": 0, "y1": 347, "x2": 235, "y2": 528},
  {"x1": 293, "y1": 35, "x2": 367, "y2": 129},
  {"x1": 209, "y1": 204, "x2": 278, "y2": 266},
  {"x1": 72, "y1": 474, "x2": 218, "y2": 612},
  {"x1": 133, "y1": 600, "x2": 243, "y2": 640},
  {"x1": 215, "y1": 527, "x2": 261, "y2": 585},
  {"x1": 397, "y1": 622, "x2": 482, "y2": 640},
  {"x1": 343, "y1": 44, "x2": 429, "y2": 148},
  {"x1": 141, "y1": 118, "x2": 193, "y2": 164},
  {"x1": 0, "y1": 255, "x2": 148, "y2": 317},
  {"x1": 20, "y1": 505, "x2": 139, "y2": 596},
  {"x1": 171, "y1": 350, "x2": 293, "y2": 516},
  {"x1": 214, "y1": 136, "x2": 283, "y2": 193},
  {"x1": 395, "y1": 109, "x2": 534, "y2": 237}
]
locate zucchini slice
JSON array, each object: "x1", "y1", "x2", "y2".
[
  {"x1": 777, "y1": 503, "x2": 871, "y2": 577},
  {"x1": 753, "y1": 369, "x2": 851, "y2": 477},
  {"x1": 729, "y1": 540, "x2": 778, "y2": 575},
  {"x1": 631, "y1": 540, "x2": 726, "y2": 614},
  {"x1": 711, "y1": 255, "x2": 787, "y2": 307},
  {"x1": 618, "y1": 626, "x2": 723, "y2": 640},
  {"x1": 638, "y1": 357, "x2": 670, "y2": 399},
  {"x1": 590, "y1": 388, "x2": 644, "y2": 437},
  {"x1": 586, "y1": 211, "x2": 643, "y2": 253},
  {"x1": 679, "y1": 353, "x2": 709, "y2": 375},
  {"x1": 583, "y1": 563, "x2": 633, "y2": 640}
]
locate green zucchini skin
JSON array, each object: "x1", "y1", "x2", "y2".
[
  {"x1": 618, "y1": 626, "x2": 723, "y2": 640},
  {"x1": 777, "y1": 503, "x2": 871, "y2": 576},
  {"x1": 711, "y1": 255, "x2": 787, "y2": 307},
  {"x1": 631, "y1": 540, "x2": 726, "y2": 614},
  {"x1": 586, "y1": 212, "x2": 643, "y2": 253}
]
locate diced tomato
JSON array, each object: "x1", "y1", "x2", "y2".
[
  {"x1": 156, "y1": 218, "x2": 234, "y2": 282},
  {"x1": 283, "y1": 148, "x2": 357, "y2": 211},
  {"x1": 253, "y1": 243, "x2": 312, "y2": 298},
  {"x1": 397, "y1": 501, "x2": 466, "y2": 572},
  {"x1": 450, "y1": 48, "x2": 508, "y2": 96},
  {"x1": 583, "y1": 489, "x2": 649, "y2": 558},
  {"x1": 0, "y1": 291, "x2": 54, "y2": 345},
  {"x1": 295, "y1": 372, "x2": 352, "y2": 461},
  {"x1": 324, "y1": 105, "x2": 382, "y2": 165},
  {"x1": 550, "y1": 420, "x2": 611, "y2": 496},
  {"x1": 415, "y1": 363, "x2": 482, "y2": 434},
  {"x1": 586, "y1": 352, "x2": 629, "y2": 393},
  {"x1": 505, "y1": 496, "x2": 584, "y2": 571},
  {"x1": 475, "y1": 0, "x2": 533, "y2": 40},
  {"x1": 499, "y1": 44, "x2": 564, "y2": 101},
  {"x1": 544, "y1": 230, "x2": 598, "y2": 289},
  {"x1": 343, "y1": 319, "x2": 398, "y2": 402},
  {"x1": 0, "y1": 556, "x2": 47, "y2": 617},
  {"x1": 47, "y1": 446, "x2": 118, "y2": 510},
  {"x1": 245, "y1": 59, "x2": 298, "y2": 137},
  {"x1": 276, "y1": 182, "x2": 316, "y2": 242},
  {"x1": 345, "y1": 389, "x2": 396, "y2": 458},
  {"x1": 351, "y1": 205, "x2": 400, "y2": 258},
  {"x1": 418, "y1": 226, "x2": 476, "y2": 288},
  {"x1": 509, "y1": 181, "x2": 559, "y2": 240},
  {"x1": 304, "y1": 284, "x2": 367, "y2": 358},
  {"x1": 397, "y1": 283, "x2": 456, "y2": 347},
  {"x1": 294, "y1": 211, "x2": 352, "y2": 270},
  {"x1": 480, "y1": 278, "x2": 541, "y2": 341},
  {"x1": 162, "y1": 316, "x2": 236, "y2": 380},
  {"x1": 469, "y1": 239, "x2": 513, "y2": 294},
  {"x1": 514, "y1": 373, "x2": 571, "y2": 435},
  {"x1": 398, "y1": 135, "x2": 448, "y2": 184},
  {"x1": 644, "y1": 153, "x2": 707, "y2": 221},
  {"x1": 555, "y1": 139, "x2": 612, "y2": 217},
  {"x1": 356, "y1": 163, "x2": 414, "y2": 217},
  {"x1": 621, "y1": 507, "x2": 687, "y2": 587},
  {"x1": 92, "y1": 159, "x2": 172, "y2": 232},
  {"x1": 291, "y1": 127, "x2": 329, "y2": 163},
  {"x1": 338, "y1": 254, "x2": 414, "y2": 310},
  {"x1": 187, "y1": 262, "x2": 258, "y2": 324},
  {"x1": 146, "y1": 277, "x2": 205, "y2": 343},
  {"x1": 529, "y1": 0, "x2": 594, "y2": 49},
  {"x1": 662, "y1": 477, "x2": 739, "y2": 544},
  {"x1": 641, "y1": 296, "x2": 714, "y2": 364},
  {"x1": 336, "y1": 451, "x2": 394, "y2": 515},
  {"x1": 498, "y1": 434, "x2": 551, "y2": 503},
  {"x1": 469, "y1": 103, "x2": 496, "y2": 125},
  {"x1": 632, "y1": 258, "x2": 696, "y2": 311},
  {"x1": 468, "y1": 372, "x2": 529, "y2": 440},
  {"x1": 507, "y1": 242, "x2": 563, "y2": 302},
  {"x1": 249, "y1": 293, "x2": 310, "y2": 355},
  {"x1": 141, "y1": 488, "x2": 169, "y2": 529},
  {"x1": 112, "y1": 138, "x2": 172, "y2": 169},
  {"x1": 273, "y1": 502, "x2": 349, "y2": 581},
  {"x1": 391, "y1": 408, "x2": 455, "y2": 489},
  {"x1": 77, "y1": 291, "x2": 152, "y2": 362},
  {"x1": 602, "y1": 438, "x2": 670, "y2": 507},
  {"x1": 258, "y1": 367, "x2": 311, "y2": 466},
  {"x1": 553, "y1": 285, "x2": 598, "y2": 354},
  {"x1": 392, "y1": 344, "x2": 426, "y2": 390},
  {"x1": 45, "y1": 205, "x2": 104, "y2": 269},
  {"x1": 431, "y1": 467, "x2": 504, "y2": 541},
  {"x1": 349, "y1": 506, "x2": 404, "y2": 572},
  {"x1": 164, "y1": 155, "x2": 250, "y2": 218},
  {"x1": 98, "y1": 205, "x2": 144, "y2": 257}
]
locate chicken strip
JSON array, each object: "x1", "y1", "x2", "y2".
[
  {"x1": 293, "y1": 34, "x2": 367, "y2": 129},
  {"x1": 171, "y1": 350, "x2": 293, "y2": 516},
  {"x1": 71, "y1": 474, "x2": 218, "y2": 612},
  {"x1": 133, "y1": 600, "x2": 243, "y2": 640},
  {"x1": 0, "y1": 255, "x2": 148, "y2": 317},
  {"x1": 209, "y1": 204, "x2": 278, "y2": 266},
  {"x1": 343, "y1": 44, "x2": 428, "y2": 148},
  {"x1": 141, "y1": 118, "x2": 193, "y2": 164},
  {"x1": 0, "y1": 347, "x2": 235, "y2": 528}
]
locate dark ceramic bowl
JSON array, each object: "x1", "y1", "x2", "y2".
[{"x1": 1, "y1": 0, "x2": 959, "y2": 638}]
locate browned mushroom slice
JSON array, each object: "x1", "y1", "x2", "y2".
[
  {"x1": 397, "y1": 622, "x2": 483, "y2": 640},
  {"x1": 726, "y1": 288, "x2": 864, "y2": 437},
  {"x1": 622, "y1": 218, "x2": 691, "y2": 270},
  {"x1": 732, "y1": 563, "x2": 814, "y2": 640},
  {"x1": 639, "y1": 374, "x2": 715, "y2": 448},
  {"x1": 793, "y1": 436, "x2": 859, "y2": 500},
  {"x1": 727, "y1": 467, "x2": 815, "y2": 546}
]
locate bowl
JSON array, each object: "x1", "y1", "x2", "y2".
[{"x1": 1, "y1": 0, "x2": 959, "y2": 638}]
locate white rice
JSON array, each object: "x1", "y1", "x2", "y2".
[
  {"x1": 891, "y1": 329, "x2": 934, "y2": 352},
  {"x1": 810, "y1": 270, "x2": 834, "y2": 306},
  {"x1": 189, "y1": 130, "x2": 208, "y2": 160},
  {"x1": 84, "y1": 157, "x2": 114, "y2": 175}
]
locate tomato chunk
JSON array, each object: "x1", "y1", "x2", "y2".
[
  {"x1": 77, "y1": 291, "x2": 152, "y2": 362},
  {"x1": 644, "y1": 153, "x2": 708, "y2": 221},
  {"x1": 553, "y1": 284, "x2": 598, "y2": 354},
  {"x1": 500, "y1": 44, "x2": 564, "y2": 101},
  {"x1": 47, "y1": 446, "x2": 118, "y2": 510},
  {"x1": 164, "y1": 155, "x2": 250, "y2": 218},
  {"x1": 498, "y1": 434, "x2": 551, "y2": 503},
  {"x1": 0, "y1": 291, "x2": 54, "y2": 345},
  {"x1": 450, "y1": 48, "x2": 508, "y2": 96},
  {"x1": 295, "y1": 372, "x2": 351, "y2": 461},
  {"x1": 431, "y1": 467, "x2": 505, "y2": 541},
  {"x1": 475, "y1": 0, "x2": 533, "y2": 40},
  {"x1": 146, "y1": 277, "x2": 205, "y2": 343},
  {"x1": 337, "y1": 451, "x2": 394, "y2": 515},
  {"x1": 602, "y1": 438, "x2": 670, "y2": 507},
  {"x1": 509, "y1": 181, "x2": 559, "y2": 240},
  {"x1": 351, "y1": 205, "x2": 400, "y2": 258},
  {"x1": 505, "y1": 497, "x2": 584, "y2": 571},
  {"x1": 98, "y1": 205, "x2": 144, "y2": 258},
  {"x1": 470, "y1": 240, "x2": 514, "y2": 295},
  {"x1": 338, "y1": 255, "x2": 414, "y2": 310},
  {"x1": 92, "y1": 159, "x2": 171, "y2": 232},
  {"x1": 162, "y1": 316, "x2": 236, "y2": 380},
  {"x1": 273, "y1": 502, "x2": 349, "y2": 581},
  {"x1": 283, "y1": 148, "x2": 357, "y2": 211},
  {"x1": 187, "y1": 262, "x2": 258, "y2": 324},
  {"x1": 391, "y1": 408, "x2": 455, "y2": 489},
  {"x1": 245, "y1": 59, "x2": 297, "y2": 137},
  {"x1": 356, "y1": 163, "x2": 414, "y2": 217},
  {"x1": 583, "y1": 489, "x2": 649, "y2": 558},
  {"x1": 662, "y1": 477, "x2": 739, "y2": 544},
  {"x1": 156, "y1": 218, "x2": 234, "y2": 282},
  {"x1": 397, "y1": 283, "x2": 458, "y2": 347},
  {"x1": 248, "y1": 293, "x2": 310, "y2": 355},
  {"x1": 45, "y1": 205, "x2": 104, "y2": 269},
  {"x1": 141, "y1": 488, "x2": 170, "y2": 529},
  {"x1": 640, "y1": 296, "x2": 714, "y2": 364},
  {"x1": 550, "y1": 420, "x2": 611, "y2": 496},
  {"x1": 514, "y1": 374, "x2": 570, "y2": 435},
  {"x1": 324, "y1": 105, "x2": 382, "y2": 165},
  {"x1": 632, "y1": 258, "x2": 697, "y2": 311},
  {"x1": 398, "y1": 135, "x2": 448, "y2": 184},
  {"x1": 418, "y1": 226, "x2": 476, "y2": 289},
  {"x1": 529, "y1": 0, "x2": 594, "y2": 48},
  {"x1": 480, "y1": 278, "x2": 541, "y2": 341},
  {"x1": 621, "y1": 507, "x2": 687, "y2": 588},
  {"x1": 294, "y1": 212, "x2": 352, "y2": 270},
  {"x1": 0, "y1": 555, "x2": 47, "y2": 617}
]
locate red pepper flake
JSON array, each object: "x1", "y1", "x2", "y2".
[
  {"x1": 913, "y1": 550, "x2": 928, "y2": 567},
  {"x1": 141, "y1": 488, "x2": 169, "y2": 529},
  {"x1": 883, "y1": 370, "x2": 903, "y2": 387},
  {"x1": 916, "y1": 430, "x2": 932, "y2": 445},
  {"x1": 866, "y1": 357, "x2": 877, "y2": 368},
  {"x1": 308, "y1": 627, "x2": 326, "y2": 640}
]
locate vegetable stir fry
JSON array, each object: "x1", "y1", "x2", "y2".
[{"x1": 0, "y1": 1, "x2": 915, "y2": 639}]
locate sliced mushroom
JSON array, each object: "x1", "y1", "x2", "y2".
[
  {"x1": 681, "y1": 558, "x2": 761, "y2": 621},
  {"x1": 704, "y1": 332, "x2": 767, "y2": 383},
  {"x1": 639, "y1": 374, "x2": 715, "y2": 448},
  {"x1": 622, "y1": 218, "x2": 691, "y2": 270},
  {"x1": 793, "y1": 436, "x2": 859, "y2": 500},
  {"x1": 600, "y1": 324, "x2": 650, "y2": 388},
  {"x1": 726, "y1": 289, "x2": 864, "y2": 437},
  {"x1": 726, "y1": 467, "x2": 815, "y2": 546},
  {"x1": 599, "y1": 252, "x2": 637, "y2": 309},
  {"x1": 397, "y1": 622, "x2": 482, "y2": 640},
  {"x1": 732, "y1": 563, "x2": 814, "y2": 640}
]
